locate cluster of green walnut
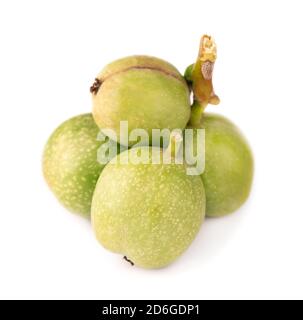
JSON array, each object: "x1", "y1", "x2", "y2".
[{"x1": 43, "y1": 36, "x2": 254, "y2": 269}]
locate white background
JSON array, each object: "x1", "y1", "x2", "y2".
[{"x1": 0, "y1": 0, "x2": 302, "y2": 300}]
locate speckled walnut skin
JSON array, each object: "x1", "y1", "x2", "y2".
[
  {"x1": 187, "y1": 113, "x2": 254, "y2": 217},
  {"x1": 43, "y1": 114, "x2": 107, "y2": 217},
  {"x1": 92, "y1": 147, "x2": 206, "y2": 269},
  {"x1": 91, "y1": 56, "x2": 191, "y2": 146}
]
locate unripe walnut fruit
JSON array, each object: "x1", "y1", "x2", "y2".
[
  {"x1": 43, "y1": 114, "x2": 108, "y2": 217},
  {"x1": 91, "y1": 56, "x2": 191, "y2": 146},
  {"x1": 187, "y1": 113, "x2": 254, "y2": 217},
  {"x1": 92, "y1": 146, "x2": 205, "y2": 268}
]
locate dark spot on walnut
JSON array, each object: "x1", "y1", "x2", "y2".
[
  {"x1": 90, "y1": 78, "x2": 102, "y2": 94},
  {"x1": 123, "y1": 256, "x2": 134, "y2": 266}
]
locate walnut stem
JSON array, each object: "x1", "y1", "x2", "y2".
[
  {"x1": 188, "y1": 35, "x2": 220, "y2": 126},
  {"x1": 164, "y1": 131, "x2": 183, "y2": 161}
]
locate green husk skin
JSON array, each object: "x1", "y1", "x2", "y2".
[
  {"x1": 92, "y1": 56, "x2": 191, "y2": 147},
  {"x1": 92, "y1": 147, "x2": 206, "y2": 269},
  {"x1": 43, "y1": 114, "x2": 111, "y2": 217},
  {"x1": 187, "y1": 113, "x2": 254, "y2": 217}
]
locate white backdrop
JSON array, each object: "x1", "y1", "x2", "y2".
[{"x1": 0, "y1": 0, "x2": 302, "y2": 300}]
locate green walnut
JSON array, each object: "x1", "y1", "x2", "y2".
[
  {"x1": 188, "y1": 113, "x2": 254, "y2": 217},
  {"x1": 91, "y1": 55, "x2": 191, "y2": 146},
  {"x1": 91, "y1": 141, "x2": 205, "y2": 268},
  {"x1": 184, "y1": 35, "x2": 253, "y2": 217},
  {"x1": 43, "y1": 113, "x2": 118, "y2": 217}
]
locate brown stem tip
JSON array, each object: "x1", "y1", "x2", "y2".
[
  {"x1": 123, "y1": 256, "x2": 134, "y2": 266},
  {"x1": 90, "y1": 78, "x2": 102, "y2": 94}
]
